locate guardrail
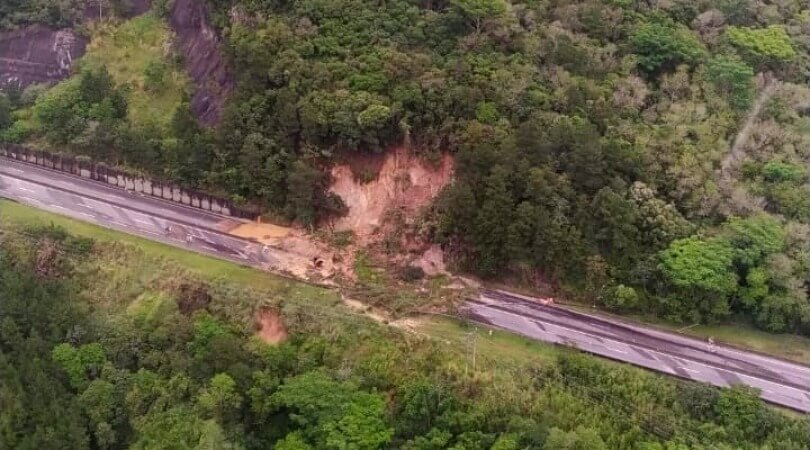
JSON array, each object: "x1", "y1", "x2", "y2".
[{"x1": 0, "y1": 144, "x2": 259, "y2": 219}]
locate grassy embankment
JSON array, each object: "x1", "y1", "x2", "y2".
[
  {"x1": 5, "y1": 197, "x2": 810, "y2": 369},
  {"x1": 82, "y1": 14, "x2": 188, "y2": 128},
  {"x1": 0, "y1": 199, "x2": 560, "y2": 369}
]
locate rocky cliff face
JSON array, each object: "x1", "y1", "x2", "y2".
[
  {"x1": 170, "y1": 0, "x2": 234, "y2": 126},
  {"x1": 0, "y1": 0, "x2": 153, "y2": 91},
  {"x1": 0, "y1": 25, "x2": 87, "y2": 89}
]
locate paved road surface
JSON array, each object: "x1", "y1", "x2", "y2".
[
  {"x1": 0, "y1": 158, "x2": 308, "y2": 274},
  {"x1": 464, "y1": 289, "x2": 810, "y2": 412},
  {"x1": 3, "y1": 157, "x2": 810, "y2": 412}
]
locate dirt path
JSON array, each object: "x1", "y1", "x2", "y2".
[{"x1": 720, "y1": 78, "x2": 779, "y2": 182}]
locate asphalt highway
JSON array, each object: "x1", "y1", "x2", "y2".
[
  {"x1": 464, "y1": 289, "x2": 810, "y2": 412},
  {"x1": 3, "y1": 157, "x2": 810, "y2": 412},
  {"x1": 0, "y1": 158, "x2": 309, "y2": 274}
]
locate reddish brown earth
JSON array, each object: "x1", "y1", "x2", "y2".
[
  {"x1": 329, "y1": 148, "x2": 454, "y2": 240},
  {"x1": 255, "y1": 309, "x2": 288, "y2": 344}
]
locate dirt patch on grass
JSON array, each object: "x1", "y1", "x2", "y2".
[
  {"x1": 255, "y1": 308, "x2": 288, "y2": 344},
  {"x1": 329, "y1": 147, "x2": 454, "y2": 241}
]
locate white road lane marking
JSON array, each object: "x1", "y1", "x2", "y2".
[
  {"x1": 16, "y1": 186, "x2": 35, "y2": 193},
  {"x1": 679, "y1": 367, "x2": 700, "y2": 374},
  {"x1": 471, "y1": 302, "x2": 810, "y2": 411},
  {"x1": 607, "y1": 347, "x2": 628, "y2": 354},
  {"x1": 18, "y1": 196, "x2": 39, "y2": 204}
]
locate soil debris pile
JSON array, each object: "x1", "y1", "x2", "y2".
[{"x1": 224, "y1": 221, "x2": 337, "y2": 282}]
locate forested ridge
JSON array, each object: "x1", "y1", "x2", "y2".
[
  {"x1": 4, "y1": 0, "x2": 810, "y2": 335},
  {"x1": 2, "y1": 221, "x2": 810, "y2": 449}
]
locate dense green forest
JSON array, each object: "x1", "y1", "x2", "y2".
[
  {"x1": 0, "y1": 0, "x2": 136, "y2": 28},
  {"x1": 2, "y1": 217, "x2": 810, "y2": 449},
  {"x1": 4, "y1": 1, "x2": 810, "y2": 334},
  {"x1": 0, "y1": 0, "x2": 84, "y2": 28}
]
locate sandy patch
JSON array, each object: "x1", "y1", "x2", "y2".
[
  {"x1": 255, "y1": 308, "x2": 288, "y2": 344},
  {"x1": 228, "y1": 221, "x2": 292, "y2": 243},
  {"x1": 222, "y1": 220, "x2": 339, "y2": 282}
]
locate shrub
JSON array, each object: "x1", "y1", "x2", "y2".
[
  {"x1": 704, "y1": 54, "x2": 754, "y2": 110},
  {"x1": 398, "y1": 265, "x2": 425, "y2": 282},
  {"x1": 630, "y1": 22, "x2": 705, "y2": 73},
  {"x1": 762, "y1": 161, "x2": 806, "y2": 184},
  {"x1": 725, "y1": 26, "x2": 795, "y2": 66}
]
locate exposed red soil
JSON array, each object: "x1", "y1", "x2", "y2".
[
  {"x1": 329, "y1": 147, "x2": 454, "y2": 240},
  {"x1": 255, "y1": 308, "x2": 288, "y2": 344}
]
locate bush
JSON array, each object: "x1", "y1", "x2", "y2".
[
  {"x1": 143, "y1": 60, "x2": 168, "y2": 92},
  {"x1": 20, "y1": 83, "x2": 50, "y2": 106},
  {"x1": 762, "y1": 161, "x2": 806, "y2": 184},
  {"x1": 0, "y1": 120, "x2": 32, "y2": 143},
  {"x1": 725, "y1": 26, "x2": 795, "y2": 67},
  {"x1": 704, "y1": 55, "x2": 754, "y2": 111},
  {"x1": 630, "y1": 22, "x2": 705, "y2": 73},
  {"x1": 398, "y1": 265, "x2": 425, "y2": 282},
  {"x1": 0, "y1": 93, "x2": 11, "y2": 129},
  {"x1": 604, "y1": 284, "x2": 639, "y2": 311}
]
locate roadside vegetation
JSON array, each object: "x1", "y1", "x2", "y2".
[
  {"x1": 3, "y1": 200, "x2": 810, "y2": 449},
  {"x1": 4, "y1": 2, "x2": 810, "y2": 432},
  {"x1": 3, "y1": 1, "x2": 810, "y2": 342}
]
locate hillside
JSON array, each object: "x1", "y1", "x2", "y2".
[
  {"x1": 3, "y1": 2, "x2": 810, "y2": 339},
  {"x1": 2, "y1": 199, "x2": 810, "y2": 449}
]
